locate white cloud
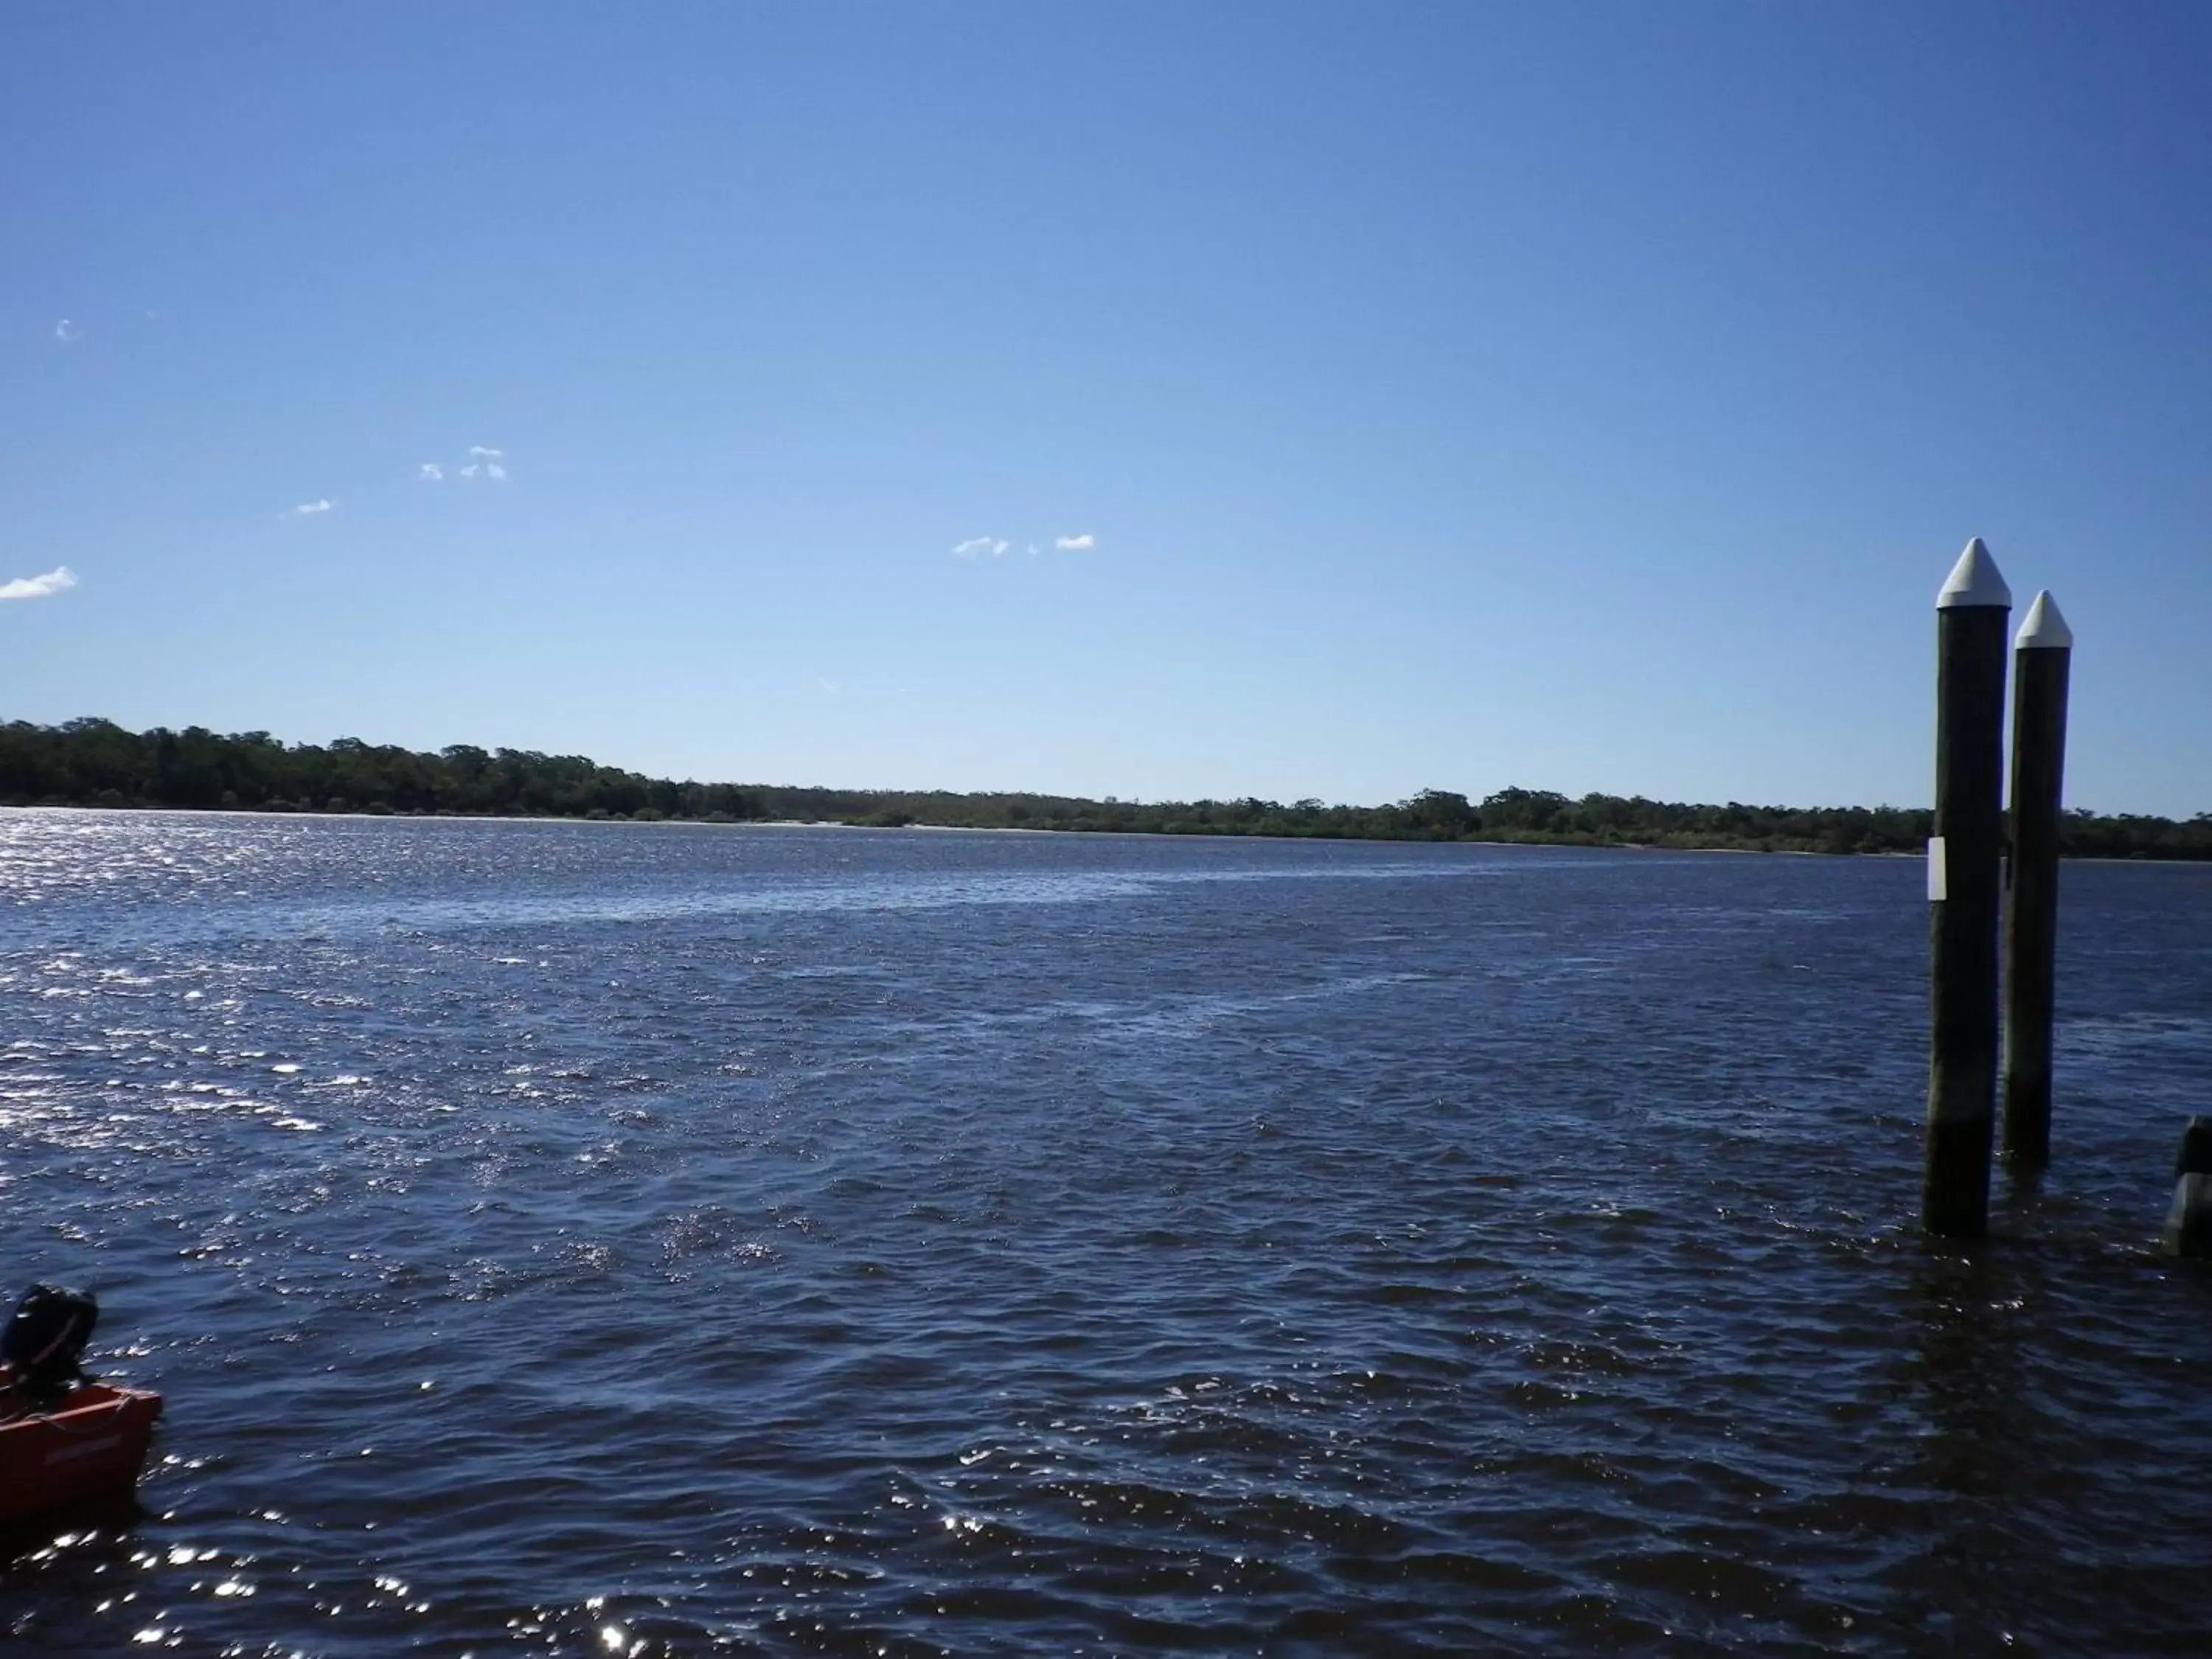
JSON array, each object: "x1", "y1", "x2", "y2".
[
  {"x1": 951, "y1": 536, "x2": 1010, "y2": 559},
  {"x1": 0, "y1": 565, "x2": 76, "y2": 602},
  {"x1": 459, "y1": 445, "x2": 507, "y2": 481},
  {"x1": 1054, "y1": 533, "x2": 1096, "y2": 552},
  {"x1": 282, "y1": 499, "x2": 334, "y2": 518},
  {"x1": 54, "y1": 319, "x2": 81, "y2": 344},
  {"x1": 418, "y1": 462, "x2": 444, "y2": 481}
]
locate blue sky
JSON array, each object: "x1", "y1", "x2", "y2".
[{"x1": 4, "y1": 3, "x2": 2207, "y2": 814}]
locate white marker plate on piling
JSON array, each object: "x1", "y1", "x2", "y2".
[{"x1": 1927, "y1": 837, "x2": 1947, "y2": 902}]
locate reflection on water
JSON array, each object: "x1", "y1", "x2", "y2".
[{"x1": 2, "y1": 810, "x2": 2209, "y2": 1655}]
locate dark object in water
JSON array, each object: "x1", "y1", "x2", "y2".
[
  {"x1": 2, "y1": 1284, "x2": 100, "y2": 1407},
  {"x1": 2164, "y1": 1116, "x2": 2212, "y2": 1259}
]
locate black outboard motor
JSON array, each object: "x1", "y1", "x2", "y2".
[{"x1": 2, "y1": 1284, "x2": 99, "y2": 1407}]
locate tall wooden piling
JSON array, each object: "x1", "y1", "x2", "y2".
[
  {"x1": 2001, "y1": 592, "x2": 2073, "y2": 1166},
  {"x1": 1924, "y1": 538, "x2": 2011, "y2": 1238}
]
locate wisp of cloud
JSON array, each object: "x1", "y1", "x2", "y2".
[
  {"x1": 1, "y1": 565, "x2": 78, "y2": 602},
  {"x1": 952, "y1": 536, "x2": 1010, "y2": 559},
  {"x1": 1054, "y1": 533, "x2": 1096, "y2": 552}
]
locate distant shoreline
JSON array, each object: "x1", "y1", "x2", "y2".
[
  {"x1": 7, "y1": 801, "x2": 2206, "y2": 866},
  {"x1": 6, "y1": 718, "x2": 2207, "y2": 861}
]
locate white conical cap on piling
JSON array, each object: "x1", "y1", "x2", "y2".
[
  {"x1": 2016, "y1": 590, "x2": 2073, "y2": 650},
  {"x1": 1936, "y1": 538, "x2": 2013, "y2": 609}
]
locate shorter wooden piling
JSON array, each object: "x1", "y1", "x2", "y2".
[{"x1": 2000, "y1": 592, "x2": 2073, "y2": 1166}]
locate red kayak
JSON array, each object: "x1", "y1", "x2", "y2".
[{"x1": 0, "y1": 1384, "x2": 164, "y2": 1523}]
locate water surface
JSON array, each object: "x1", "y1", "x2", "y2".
[{"x1": 4, "y1": 811, "x2": 2210, "y2": 1655}]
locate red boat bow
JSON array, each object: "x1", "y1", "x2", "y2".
[{"x1": 0, "y1": 1385, "x2": 164, "y2": 1524}]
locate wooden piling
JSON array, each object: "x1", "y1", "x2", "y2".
[
  {"x1": 2000, "y1": 592, "x2": 2073, "y2": 1166},
  {"x1": 1924, "y1": 538, "x2": 2011, "y2": 1238}
]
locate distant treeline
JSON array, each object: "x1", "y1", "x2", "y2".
[{"x1": 4, "y1": 717, "x2": 2208, "y2": 859}]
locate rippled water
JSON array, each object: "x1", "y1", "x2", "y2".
[{"x1": 4, "y1": 810, "x2": 2210, "y2": 1656}]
